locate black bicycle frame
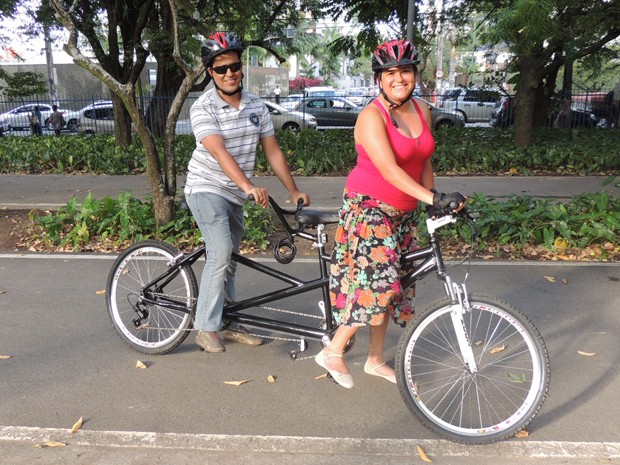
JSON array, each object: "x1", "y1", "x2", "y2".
[{"x1": 139, "y1": 198, "x2": 447, "y2": 344}]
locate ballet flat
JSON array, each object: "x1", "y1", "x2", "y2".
[
  {"x1": 315, "y1": 349, "x2": 354, "y2": 389},
  {"x1": 364, "y1": 361, "x2": 396, "y2": 384}
]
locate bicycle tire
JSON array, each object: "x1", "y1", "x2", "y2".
[
  {"x1": 395, "y1": 293, "x2": 550, "y2": 444},
  {"x1": 106, "y1": 240, "x2": 198, "y2": 355}
]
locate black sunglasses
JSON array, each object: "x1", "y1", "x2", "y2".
[{"x1": 211, "y1": 62, "x2": 242, "y2": 75}]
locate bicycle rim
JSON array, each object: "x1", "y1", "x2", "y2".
[
  {"x1": 107, "y1": 241, "x2": 196, "y2": 354},
  {"x1": 397, "y1": 294, "x2": 549, "y2": 444}
]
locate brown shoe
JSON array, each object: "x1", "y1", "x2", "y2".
[
  {"x1": 195, "y1": 330, "x2": 225, "y2": 353},
  {"x1": 220, "y1": 325, "x2": 262, "y2": 346}
]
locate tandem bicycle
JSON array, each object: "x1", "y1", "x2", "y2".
[{"x1": 105, "y1": 196, "x2": 550, "y2": 444}]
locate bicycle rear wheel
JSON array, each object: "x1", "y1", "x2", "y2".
[
  {"x1": 106, "y1": 240, "x2": 198, "y2": 354},
  {"x1": 396, "y1": 293, "x2": 549, "y2": 444}
]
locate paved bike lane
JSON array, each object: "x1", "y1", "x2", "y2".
[
  {"x1": 0, "y1": 254, "x2": 618, "y2": 464},
  {"x1": 0, "y1": 174, "x2": 617, "y2": 210}
]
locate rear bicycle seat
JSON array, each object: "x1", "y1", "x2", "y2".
[{"x1": 295, "y1": 209, "x2": 339, "y2": 226}]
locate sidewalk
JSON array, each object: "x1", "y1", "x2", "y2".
[{"x1": 0, "y1": 174, "x2": 616, "y2": 210}]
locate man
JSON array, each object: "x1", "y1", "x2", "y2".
[
  {"x1": 185, "y1": 32, "x2": 310, "y2": 353},
  {"x1": 274, "y1": 85, "x2": 281, "y2": 104},
  {"x1": 49, "y1": 105, "x2": 64, "y2": 136}
]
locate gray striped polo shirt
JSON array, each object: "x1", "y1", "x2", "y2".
[{"x1": 184, "y1": 89, "x2": 275, "y2": 205}]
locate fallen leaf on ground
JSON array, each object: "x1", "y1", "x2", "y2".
[
  {"x1": 577, "y1": 351, "x2": 596, "y2": 356},
  {"x1": 224, "y1": 380, "x2": 251, "y2": 386},
  {"x1": 561, "y1": 278, "x2": 569, "y2": 284},
  {"x1": 490, "y1": 344, "x2": 505, "y2": 354},
  {"x1": 314, "y1": 373, "x2": 328, "y2": 380},
  {"x1": 0, "y1": 355, "x2": 13, "y2": 359},
  {"x1": 95, "y1": 289, "x2": 106, "y2": 295},
  {"x1": 35, "y1": 441, "x2": 66, "y2": 448},
  {"x1": 417, "y1": 444, "x2": 432, "y2": 462},
  {"x1": 515, "y1": 429, "x2": 529, "y2": 438},
  {"x1": 544, "y1": 276, "x2": 556, "y2": 283},
  {"x1": 136, "y1": 360, "x2": 148, "y2": 369},
  {"x1": 0, "y1": 290, "x2": 6, "y2": 294},
  {"x1": 71, "y1": 416, "x2": 83, "y2": 433},
  {"x1": 267, "y1": 375, "x2": 276, "y2": 383}
]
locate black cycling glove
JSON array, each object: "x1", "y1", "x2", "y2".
[{"x1": 431, "y1": 191, "x2": 467, "y2": 214}]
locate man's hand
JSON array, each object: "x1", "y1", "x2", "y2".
[
  {"x1": 291, "y1": 191, "x2": 310, "y2": 207},
  {"x1": 246, "y1": 186, "x2": 269, "y2": 208}
]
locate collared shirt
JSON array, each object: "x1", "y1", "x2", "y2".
[{"x1": 184, "y1": 89, "x2": 275, "y2": 204}]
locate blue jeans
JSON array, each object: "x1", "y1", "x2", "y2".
[{"x1": 186, "y1": 192, "x2": 244, "y2": 332}]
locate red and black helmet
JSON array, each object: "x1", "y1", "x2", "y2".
[
  {"x1": 371, "y1": 39, "x2": 419, "y2": 72},
  {"x1": 201, "y1": 32, "x2": 244, "y2": 68}
]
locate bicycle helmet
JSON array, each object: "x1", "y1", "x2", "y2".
[
  {"x1": 202, "y1": 32, "x2": 245, "y2": 96},
  {"x1": 371, "y1": 39, "x2": 419, "y2": 72},
  {"x1": 371, "y1": 39, "x2": 420, "y2": 123},
  {"x1": 201, "y1": 32, "x2": 244, "y2": 68}
]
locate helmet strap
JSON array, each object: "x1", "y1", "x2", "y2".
[
  {"x1": 213, "y1": 79, "x2": 243, "y2": 96},
  {"x1": 378, "y1": 79, "x2": 414, "y2": 128}
]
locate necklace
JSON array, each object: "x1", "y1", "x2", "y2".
[{"x1": 390, "y1": 101, "x2": 421, "y2": 145}]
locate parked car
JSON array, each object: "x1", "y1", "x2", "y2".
[
  {"x1": 345, "y1": 88, "x2": 367, "y2": 106},
  {"x1": 0, "y1": 103, "x2": 70, "y2": 131},
  {"x1": 64, "y1": 100, "x2": 113, "y2": 132},
  {"x1": 489, "y1": 96, "x2": 598, "y2": 128},
  {"x1": 264, "y1": 100, "x2": 317, "y2": 131},
  {"x1": 361, "y1": 97, "x2": 465, "y2": 130},
  {"x1": 280, "y1": 94, "x2": 304, "y2": 110},
  {"x1": 439, "y1": 88, "x2": 501, "y2": 123},
  {"x1": 293, "y1": 97, "x2": 361, "y2": 128},
  {"x1": 74, "y1": 101, "x2": 115, "y2": 134}
]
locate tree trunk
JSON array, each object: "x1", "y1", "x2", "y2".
[
  {"x1": 513, "y1": 57, "x2": 541, "y2": 147},
  {"x1": 111, "y1": 93, "x2": 133, "y2": 149}
]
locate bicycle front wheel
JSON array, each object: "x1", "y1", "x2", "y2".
[
  {"x1": 396, "y1": 293, "x2": 550, "y2": 444},
  {"x1": 106, "y1": 240, "x2": 198, "y2": 355}
]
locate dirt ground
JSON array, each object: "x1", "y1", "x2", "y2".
[
  {"x1": 0, "y1": 208, "x2": 334, "y2": 257},
  {"x1": 0, "y1": 209, "x2": 33, "y2": 251}
]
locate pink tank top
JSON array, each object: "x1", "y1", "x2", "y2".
[{"x1": 345, "y1": 99, "x2": 435, "y2": 210}]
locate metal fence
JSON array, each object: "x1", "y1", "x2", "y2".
[{"x1": 1, "y1": 87, "x2": 617, "y2": 136}]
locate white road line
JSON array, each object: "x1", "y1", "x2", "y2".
[{"x1": 1, "y1": 426, "x2": 619, "y2": 459}]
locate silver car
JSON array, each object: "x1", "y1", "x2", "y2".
[{"x1": 264, "y1": 100, "x2": 317, "y2": 131}]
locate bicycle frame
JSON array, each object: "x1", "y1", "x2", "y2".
[{"x1": 138, "y1": 197, "x2": 468, "y2": 348}]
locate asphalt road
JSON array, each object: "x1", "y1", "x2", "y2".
[{"x1": 0, "y1": 254, "x2": 619, "y2": 464}]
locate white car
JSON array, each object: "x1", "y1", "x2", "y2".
[
  {"x1": 70, "y1": 101, "x2": 115, "y2": 135},
  {"x1": 264, "y1": 100, "x2": 317, "y2": 131},
  {"x1": 439, "y1": 88, "x2": 501, "y2": 123},
  {"x1": 280, "y1": 94, "x2": 304, "y2": 110},
  {"x1": 64, "y1": 100, "x2": 113, "y2": 133},
  {"x1": 0, "y1": 103, "x2": 70, "y2": 131}
]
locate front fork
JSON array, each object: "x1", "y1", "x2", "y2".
[{"x1": 444, "y1": 278, "x2": 478, "y2": 374}]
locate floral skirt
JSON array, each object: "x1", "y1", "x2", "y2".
[{"x1": 329, "y1": 190, "x2": 418, "y2": 327}]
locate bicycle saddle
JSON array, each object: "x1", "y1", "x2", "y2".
[{"x1": 295, "y1": 209, "x2": 340, "y2": 226}]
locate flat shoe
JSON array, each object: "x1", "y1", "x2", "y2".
[
  {"x1": 315, "y1": 349, "x2": 354, "y2": 389},
  {"x1": 364, "y1": 361, "x2": 396, "y2": 384}
]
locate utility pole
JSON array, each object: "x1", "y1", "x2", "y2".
[{"x1": 407, "y1": 0, "x2": 415, "y2": 42}]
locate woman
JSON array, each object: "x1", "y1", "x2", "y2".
[{"x1": 316, "y1": 39, "x2": 465, "y2": 389}]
